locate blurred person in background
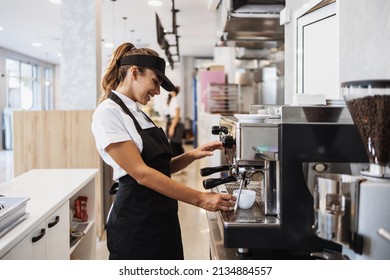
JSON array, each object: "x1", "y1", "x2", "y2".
[{"x1": 166, "y1": 86, "x2": 185, "y2": 157}]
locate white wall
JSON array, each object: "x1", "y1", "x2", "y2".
[{"x1": 339, "y1": 0, "x2": 390, "y2": 82}]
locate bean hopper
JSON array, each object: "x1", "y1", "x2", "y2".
[{"x1": 313, "y1": 80, "x2": 390, "y2": 259}]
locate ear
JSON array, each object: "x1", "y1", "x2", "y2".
[{"x1": 129, "y1": 66, "x2": 139, "y2": 80}]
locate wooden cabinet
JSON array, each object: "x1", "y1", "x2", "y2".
[{"x1": 0, "y1": 169, "x2": 97, "y2": 260}]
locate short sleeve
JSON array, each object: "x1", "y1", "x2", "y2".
[{"x1": 91, "y1": 100, "x2": 142, "y2": 152}]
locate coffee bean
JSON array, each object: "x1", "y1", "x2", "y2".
[{"x1": 346, "y1": 95, "x2": 390, "y2": 166}]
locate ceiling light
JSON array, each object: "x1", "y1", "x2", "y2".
[
  {"x1": 0, "y1": 26, "x2": 4, "y2": 31},
  {"x1": 49, "y1": 0, "x2": 61, "y2": 4},
  {"x1": 148, "y1": 1, "x2": 162, "y2": 7},
  {"x1": 32, "y1": 42, "x2": 42, "y2": 47}
]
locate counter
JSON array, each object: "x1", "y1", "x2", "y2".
[{"x1": 0, "y1": 169, "x2": 98, "y2": 259}]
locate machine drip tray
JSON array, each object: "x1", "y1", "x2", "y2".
[{"x1": 218, "y1": 183, "x2": 280, "y2": 227}]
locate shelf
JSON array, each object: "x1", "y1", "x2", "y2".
[
  {"x1": 69, "y1": 221, "x2": 94, "y2": 254},
  {"x1": 203, "y1": 83, "x2": 241, "y2": 114}
]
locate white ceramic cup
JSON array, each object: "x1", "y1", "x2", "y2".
[{"x1": 233, "y1": 189, "x2": 256, "y2": 209}]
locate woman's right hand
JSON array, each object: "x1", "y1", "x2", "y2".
[{"x1": 198, "y1": 192, "x2": 236, "y2": 212}]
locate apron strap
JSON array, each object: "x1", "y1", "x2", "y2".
[
  {"x1": 107, "y1": 91, "x2": 158, "y2": 196},
  {"x1": 108, "y1": 91, "x2": 157, "y2": 131}
]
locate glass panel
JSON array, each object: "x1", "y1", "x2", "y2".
[
  {"x1": 5, "y1": 58, "x2": 21, "y2": 108},
  {"x1": 20, "y1": 62, "x2": 34, "y2": 110},
  {"x1": 32, "y1": 65, "x2": 40, "y2": 110},
  {"x1": 43, "y1": 67, "x2": 53, "y2": 110}
]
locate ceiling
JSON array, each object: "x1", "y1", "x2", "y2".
[{"x1": 0, "y1": 0, "x2": 218, "y2": 65}]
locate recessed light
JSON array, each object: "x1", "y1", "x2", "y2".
[
  {"x1": 148, "y1": 1, "x2": 162, "y2": 7},
  {"x1": 32, "y1": 42, "x2": 42, "y2": 47},
  {"x1": 0, "y1": 26, "x2": 4, "y2": 31},
  {"x1": 50, "y1": 0, "x2": 61, "y2": 4}
]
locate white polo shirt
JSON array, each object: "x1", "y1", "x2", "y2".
[
  {"x1": 91, "y1": 90, "x2": 155, "y2": 181},
  {"x1": 168, "y1": 95, "x2": 179, "y2": 117}
]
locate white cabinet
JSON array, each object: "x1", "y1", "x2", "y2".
[
  {"x1": 0, "y1": 169, "x2": 97, "y2": 260},
  {"x1": 45, "y1": 201, "x2": 70, "y2": 259},
  {"x1": 2, "y1": 203, "x2": 70, "y2": 260},
  {"x1": 8, "y1": 221, "x2": 46, "y2": 259},
  {"x1": 6, "y1": 202, "x2": 69, "y2": 260}
]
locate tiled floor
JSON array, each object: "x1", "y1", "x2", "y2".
[{"x1": 1, "y1": 146, "x2": 210, "y2": 260}]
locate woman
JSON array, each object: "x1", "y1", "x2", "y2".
[
  {"x1": 166, "y1": 86, "x2": 185, "y2": 157},
  {"x1": 91, "y1": 42, "x2": 235, "y2": 260}
]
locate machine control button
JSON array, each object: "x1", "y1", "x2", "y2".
[{"x1": 313, "y1": 163, "x2": 327, "y2": 172}]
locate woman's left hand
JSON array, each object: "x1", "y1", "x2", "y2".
[
  {"x1": 170, "y1": 140, "x2": 223, "y2": 173},
  {"x1": 192, "y1": 140, "x2": 223, "y2": 159}
]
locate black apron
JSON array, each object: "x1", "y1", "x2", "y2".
[{"x1": 106, "y1": 92, "x2": 184, "y2": 260}]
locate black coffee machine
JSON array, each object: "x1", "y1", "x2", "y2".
[{"x1": 203, "y1": 105, "x2": 368, "y2": 259}]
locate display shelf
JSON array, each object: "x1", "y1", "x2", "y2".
[{"x1": 204, "y1": 83, "x2": 242, "y2": 114}]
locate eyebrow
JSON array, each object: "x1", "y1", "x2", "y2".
[{"x1": 154, "y1": 75, "x2": 162, "y2": 85}]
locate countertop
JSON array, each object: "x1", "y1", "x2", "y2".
[{"x1": 0, "y1": 168, "x2": 98, "y2": 256}]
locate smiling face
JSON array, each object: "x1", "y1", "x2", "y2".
[
  {"x1": 134, "y1": 68, "x2": 162, "y2": 105},
  {"x1": 117, "y1": 66, "x2": 162, "y2": 105}
]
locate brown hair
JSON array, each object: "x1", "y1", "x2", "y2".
[{"x1": 99, "y1": 42, "x2": 160, "y2": 103}]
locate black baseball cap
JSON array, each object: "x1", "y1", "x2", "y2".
[{"x1": 117, "y1": 55, "x2": 175, "y2": 91}]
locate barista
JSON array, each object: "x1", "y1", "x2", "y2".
[{"x1": 91, "y1": 42, "x2": 235, "y2": 260}]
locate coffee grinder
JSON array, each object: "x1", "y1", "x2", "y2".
[{"x1": 313, "y1": 80, "x2": 390, "y2": 259}]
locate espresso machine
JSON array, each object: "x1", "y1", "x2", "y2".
[
  {"x1": 203, "y1": 104, "x2": 370, "y2": 259},
  {"x1": 312, "y1": 80, "x2": 390, "y2": 260}
]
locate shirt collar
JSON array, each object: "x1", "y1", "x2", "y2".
[{"x1": 111, "y1": 90, "x2": 141, "y2": 112}]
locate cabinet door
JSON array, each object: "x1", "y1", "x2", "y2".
[
  {"x1": 45, "y1": 201, "x2": 70, "y2": 260},
  {"x1": 9, "y1": 221, "x2": 46, "y2": 259},
  {"x1": 0, "y1": 250, "x2": 12, "y2": 260}
]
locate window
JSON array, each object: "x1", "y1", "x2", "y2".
[
  {"x1": 5, "y1": 58, "x2": 40, "y2": 110},
  {"x1": 43, "y1": 67, "x2": 53, "y2": 110}
]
